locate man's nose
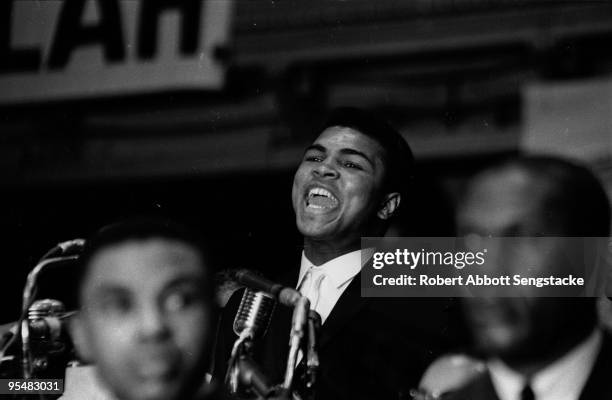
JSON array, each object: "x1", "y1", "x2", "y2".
[
  {"x1": 138, "y1": 305, "x2": 171, "y2": 341},
  {"x1": 312, "y1": 160, "x2": 339, "y2": 179}
]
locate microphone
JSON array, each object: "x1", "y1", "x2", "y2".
[
  {"x1": 233, "y1": 289, "x2": 276, "y2": 340},
  {"x1": 233, "y1": 270, "x2": 301, "y2": 307},
  {"x1": 28, "y1": 299, "x2": 66, "y2": 342},
  {"x1": 227, "y1": 289, "x2": 276, "y2": 394},
  {"x1": 20, "y1": 241, "x2": 83, "y2": 379}
]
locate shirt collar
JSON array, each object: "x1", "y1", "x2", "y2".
[
  {"x1": 488, "y1": 329, "x2": 602, "y2": 400},
  {"x1": 297, "y1": 249, "x2": 372, "y2": 289},
  {"x1": 532, "y1": 328, "x2": 602, "y2": 400},
  {"x1": 487, "y1": 358, "x2": 524, "y2": 400}
]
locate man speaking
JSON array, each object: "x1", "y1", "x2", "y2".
[
  {"x1": 214, "y1": 107, "x2": 454, "y2": 400},
  {"x1": 291, "y1": 107, "x2": 407, "y2": 323}
]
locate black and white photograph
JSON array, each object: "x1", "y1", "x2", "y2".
[{"x1": 2, "y1": 1, "x2": 612, "y2": 399}]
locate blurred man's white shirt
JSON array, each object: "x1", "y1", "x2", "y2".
[
  {"x1": 488, "y1": 329, "x2": 602, "y2": 400},
  {"x1": 59, "y1": 364, "x2": 116, "y2": 400}
]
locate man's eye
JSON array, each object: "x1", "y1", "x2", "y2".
[
  {"x1": 343, "y1": 161, "x2": 362, "y2": 170},
  {"x1": 304, "y1": 155, "x2": 323, "y2": 162},
  {"x1": 163, "y1": 289, "x2": 202, "y2": 312},
  {"x1": 98, "y1": 296, "x2": 132, "y2": 314}
]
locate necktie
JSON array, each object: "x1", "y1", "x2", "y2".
[
  {"x1": 521, "y1": 383, "x2": 535, "y2": 400},
  {"x1": 301, "y1": 267, "x2": 326, "y2": 314}
]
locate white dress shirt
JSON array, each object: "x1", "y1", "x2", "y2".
[
  {"x1": 488, "y1": 329, "x2": 603, "y2": 400},
  {"x1": 296, "y1": 249, "x2": 371, "y2": 324}
]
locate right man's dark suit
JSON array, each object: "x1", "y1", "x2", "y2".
[
  {"x1": 447, "y1": 332, "x2": 612, "y2": 400},
  {"x1": 213, "y1": 254, "x2": 463, "y2": 400}
]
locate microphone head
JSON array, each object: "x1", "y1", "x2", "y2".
[
  {"x1": 233, "y1": 289, "x2": 276, "y2": 339},
  {"x1": 28, "y1": 299, "x2": 65, "y2": 318},
  {"x1": 28, "y1": 299, "x2": 66, "y2": 342}
]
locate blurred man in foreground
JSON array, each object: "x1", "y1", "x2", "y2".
[
  {"x1": 450, "y1": 156, "x2": 612, "y2": 400},
  {"x1": 69, "y1": 218, "x2": 220, "y2": 400}
]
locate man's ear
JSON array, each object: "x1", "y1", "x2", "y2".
[
  {"x1": 377, "y1": 192, "x2": 401, "y2": 220},
  {"x1": 68, "y1": 313, "x2": 93, "y2": 363}
]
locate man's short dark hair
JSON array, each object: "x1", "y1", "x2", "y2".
[
  {"x1": 489, "y1": 155, "x2": 611, "y2": 237},
  {"x1": 76, "y1": 217, "x2": 213, "y2": 305},
  {"x1": 322, "y1": 107, "x2": 414, "y2": 206}
]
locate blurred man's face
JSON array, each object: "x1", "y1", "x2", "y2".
[
  {"x1": 73, "y1": 239, "x2": 211, "y2": 400},
  {"x1": 456, "y1": 168, "x2": 579, "y2": 363},
  {"x1": 292, "y1": 126, "x2": 388, "y2": 245}
]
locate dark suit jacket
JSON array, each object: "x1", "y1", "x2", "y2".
[
  {"x1": 447, "y1": 332, "x2": 612, "y2": 400},
  {"x1": 213, "y1": 255, "x2": 462, "y2": 400}
]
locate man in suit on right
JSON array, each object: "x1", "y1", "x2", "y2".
[{"x1": 450, "y1": 155, "x2": 612, "y2": 400}]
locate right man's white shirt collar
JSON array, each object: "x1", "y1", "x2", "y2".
[{"x1": 487, "y1": 328, "x2": 602, "y2": 400}]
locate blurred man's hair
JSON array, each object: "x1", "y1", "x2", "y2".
[{"x1": 483, "y1": 155, "x2": 610, "y2": 237}]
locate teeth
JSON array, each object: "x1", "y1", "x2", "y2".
[
  {"x1": 306, "y1": 187, "x2": 339, "y2": 208},
  {"x1": 308, "y1": 187, "x2": 337, "y2": 201}
]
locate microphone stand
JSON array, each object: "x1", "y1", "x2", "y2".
[
  {"x1": 227, "y1": 292, "x2": 321, "y2": 400},
  {"x1": 227, "y1": 335, "x2": 292, "y2": 400},
  {"x1": 304, "y1": 310, "x2": 321, "y2": 396},
  {"x1": 20, "y1": 255, "x2": 79, "y2": 379},
  {"x1": 282, "y1": 295, "x2": 310, "y2": 390}
]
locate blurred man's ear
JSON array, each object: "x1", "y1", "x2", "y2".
[
  {"x1": 377, "y1": 192, "x2": 401, "y2": 220},
  {"x1": 68, "y1": 313, "x2": 94, "y2": 363}
]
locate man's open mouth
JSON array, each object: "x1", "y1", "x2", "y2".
[{"x1": 306, "y1": 187, "x2": 339, "y2": 209}]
